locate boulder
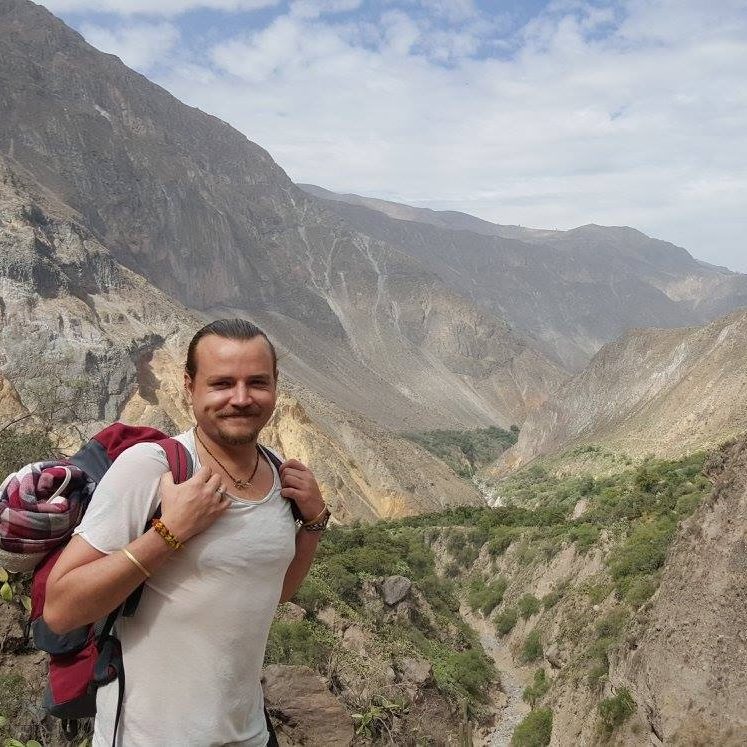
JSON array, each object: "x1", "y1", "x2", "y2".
[
  {"x1": 382, "y1": 575, "x2": 412, "y2": 606},
  {"x1": 397, "y1": 656, "x2": 434, "y2": 687},
  {"x1": 342, "y1": 624, "x2": 369, "y2": 656},
  {"x1": 274, "y1": 602, "x2": 307, "y2": 622},
  {"x1": 262, "y1": 664, "x2": 353, "y2": 746}
]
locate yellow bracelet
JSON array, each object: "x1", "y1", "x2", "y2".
[
  {"x1": 301, "y1": 505, "x2": 328, "y2": 527},
  {"x1": 151, "y1": 518, "x2": 184, "y2": 550},
  {"x1": 122, "y1": 548, "x2": 151, "y2": 578}
]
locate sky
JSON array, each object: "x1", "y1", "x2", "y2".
[{"x1": 42, "y1": 0, "x2": 747, "y2": 272}]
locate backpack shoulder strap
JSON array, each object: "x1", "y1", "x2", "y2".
[{"x1": 260, "y1": 445, "x2": 303, "y2": 524}]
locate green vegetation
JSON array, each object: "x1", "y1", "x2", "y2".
[
  {"x1": 0, "y1": 429, "x2": 55, "y2": 481},
  {"x1": 467, "y1": 576, "x2": 507, "y2": 617},
  {"x1": 404, "y1": 426, "x2": 518, "y2": 477},
  {"x1": 518, "y1": 594, "x2": 541, "y2": 619},
  {"x1": 268, "y1": 522, "x2": 496, "y2": 716},
  {"x1": 522, "y1": 669, "x2": 550, "y2": 708},
  {"x1": 495, "y1": 607, "x2": 518, "y2": 635},
  {"x1": 511, "y1": 707, "x2": 553, "y2": 746},
  {"x1": 520, "y1": 630, "x2": 543, "y2": 663},
  {"x1": 598, "y1": 688, "x2": 636, "y2": 732}
]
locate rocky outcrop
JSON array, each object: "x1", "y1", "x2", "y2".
[
  {"x1": 262, "y1": 665, "x2": 354, "y2": 746},
  {"x1": 610, "y1": 440, "x2": 747, "y2": 746},
  {"x1": 495, "y1": 309, "x2": 747, "y2": 471}
]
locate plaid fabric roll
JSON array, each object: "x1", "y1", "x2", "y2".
[{"x1": 0, "y1": 461, "x2": 88, "y2": 556}]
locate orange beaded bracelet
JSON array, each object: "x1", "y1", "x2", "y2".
[{"x1": 151, "y1": 518, "x2": 184, "y2": 550}]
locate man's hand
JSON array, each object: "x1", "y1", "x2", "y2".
[
  {"x1": 159, "y1": 465, "x2": 230, "y2": 542},
  {"x1": 279, "y1": 459, "x2": 325, "y2": 521}
]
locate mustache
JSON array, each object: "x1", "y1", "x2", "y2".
[{"x1": 217, "y1": 408, "x2": 261, "y2": 418}]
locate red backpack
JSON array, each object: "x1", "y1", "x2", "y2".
[{"x1": 21, "y1": 424, "x2": 193, "y2": 743}]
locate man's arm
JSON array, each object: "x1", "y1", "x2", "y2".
[
  {"x1": 278, "y1": 459, "x2": 327, "y2": 603},
  {"x1": 280, "y1": 529, "x2": 321, "y2": 602},
  {"x1": 44, "y1": 464, "x2": 229, "y2": 634}
]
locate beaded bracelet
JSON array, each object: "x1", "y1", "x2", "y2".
[{"x1": 151, "y1": 518, "x2": 184, "y2": 550}]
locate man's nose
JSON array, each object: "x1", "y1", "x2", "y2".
[{"x1": 230, "y1": 383, "x2": 253, "y2": 406}]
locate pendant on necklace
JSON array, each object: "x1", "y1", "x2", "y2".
[{"x1": 233, "y1": 479, "x2": 253, "y2": 489}]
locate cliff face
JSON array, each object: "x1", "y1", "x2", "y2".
[
  {"x1": 0, "y1": 0, "x2": 565, "y2": 432},
  {"x1": 496, "y1": 309, "x2": 747, "y2": 472},
  {"x1": 301, "y1": 186, "x2": 747, "y2": 371},
  {"x1": 610, "y1": 440, "x2": 747, "y2": 745},
  {"x1": 0, "y1": 158, "x2": 479, "y2": 520}
]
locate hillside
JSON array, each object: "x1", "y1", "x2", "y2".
[
  {"x1": 300, "y1": 185, "x2": 747, "y2": 370},
  {"x1": 497, "y1": 309, "x2": 747, "y2": 473},
  {"x1": 0, "y1": 0, "x2": 565, "y2": 432},
  {"x1": 0, "y1": 159, "x2": 479, "y2": 520}
]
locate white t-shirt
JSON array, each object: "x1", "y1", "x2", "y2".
[{"x1": 73, "y1": 429, "x2": 296, "y2": 747}]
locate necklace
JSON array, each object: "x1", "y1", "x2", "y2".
[{"x1": 193, "y1": 427, "x2": 261, "y2": 490}]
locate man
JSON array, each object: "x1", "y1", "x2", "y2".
[{"x1": 43, "y1": 319, "x2": 330, "y2": 746}]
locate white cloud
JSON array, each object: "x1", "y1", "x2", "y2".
[
  {"x1": 72, "y1": 0, "x2": 747, "y2": 272},
  {"x1": 79, "y1": 21, "x2": 181, "y2": 70},
  {"x1": 44, "y1": 0, "x2": 280, "y2": 16}
]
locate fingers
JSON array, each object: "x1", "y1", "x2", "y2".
[
  {"x1": 205, "y1": 472, "x2": 223, "y2": 493},
  {"x1": 280, "y1": 472, "x2": 307, "y2": 490},
  {"x1": 280, "y1": 459, "x2": 307, "y2": 475},
  {"x1": 280, "y1": 486, "x2": 302, "y2": 500},
  {"x1": 189, "y1": 465, "x2": 214, "y2": 483}
]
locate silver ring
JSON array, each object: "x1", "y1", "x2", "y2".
[{"x1": 216, "y1": 487, "x2": 226, "y2": 499}]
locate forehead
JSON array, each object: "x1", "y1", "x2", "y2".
[{"x1": 192, "y1": 335, "x2": 275, "y2": 378}]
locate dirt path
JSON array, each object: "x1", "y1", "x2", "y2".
[{"x1": 461, "y1": 605, "x2": 531, "y2": 747}]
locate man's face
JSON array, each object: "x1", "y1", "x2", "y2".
[{"x1": 185, "y1": 335, "x2": 277, "y2": 447}]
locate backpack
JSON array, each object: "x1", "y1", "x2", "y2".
[
  {"x1": 7, "y1": 423, "x2": 299, "y2": 745},
  {"x1": 25, "y1": 424, "x2": 194, "y2": 743}
]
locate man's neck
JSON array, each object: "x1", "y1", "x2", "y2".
[{"x1": 193, "y1": 426, "x2": 259, "y2": 468}]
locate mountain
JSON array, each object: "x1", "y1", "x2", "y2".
[
  {"x1": 495, "y1": 308, "x2": 747, "y2": 472},
  {"x1": 299, "y1": 185, "x2": 747, "y2": 370},
  {"x1": 0, "y1": 0, "x2": 565, "y2": 433},
  {"x1": 0, "y1": 157, "x2": 479, "y2": 518}
]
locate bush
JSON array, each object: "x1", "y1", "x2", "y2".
[
  {"x1": 622, "y1": 573, "x2": 659, "y2": 607},
  {"x1": 522, "y1": 669, "x2": 550, "y2": 708},
  {"x1": 511, "y1": 707, "x2": 552, "y2": 746},
  {"x1": 495, "y1": 607, "x2": 518, "y2": 635},
  {"x1": 541, "y1": 587, "x2": 564, "y2": 610},
  {"x1": 599, "y1": 688, "x2": 635, "y2": 731},
  {"x1": 487, "y1": 526, "x2": 515, "y2": 556},
  {"x1": 264, "y1": 620, "x2": 335, "y2": 669},
  {"x1": 520, "y1": 630, "x2": 543, "y2": 663},
  {"x1": 568, "y1": 523, "x2": 600, "y2": 553},
  {"x1": 518, "y1": 594, "x2": 541, "y2": 620},
  {"x1": 609, "y1": 516, "x2": 676, "y2": 592},
  {"x1": 0, "y1": 429, "x2": 55, "y2": 481},
  {"x1": 467, "y1": 576, "x2": 508, "y2": 617}
]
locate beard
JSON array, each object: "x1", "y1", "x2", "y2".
[{"x1": 214, "y1": 412, "x2": 261, "y2": 445}]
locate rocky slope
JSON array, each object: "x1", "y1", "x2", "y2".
[
  {"x1": 0, "y1": 0, "x2": 565, "y2": 431},
  {"x1": 0, "y1": 157, "x2": 479, "y2": 519},
  {"x1": 608, "y1": 440, "x2": 747, "y2": 746},
  {"x1": 300, "y1": 185, "x2": 747, "y2": 370},
  {"x1": 496, "y1": 309, "x2": 747, "y2": 472}
]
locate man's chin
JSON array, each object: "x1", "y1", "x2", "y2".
[{"x1": 215, "y1": 423, "x2": 259, "y2": 446}]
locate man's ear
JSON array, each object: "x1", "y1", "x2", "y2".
[{"x1": 184, "y1": 372, "x2": 193, "y2": 404}]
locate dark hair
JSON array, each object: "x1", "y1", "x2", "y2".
[{"x1": 185, "y1": 319, "x2": 277, "y2": 379}]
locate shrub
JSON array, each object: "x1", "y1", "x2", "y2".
[
  {"x1": 0, "y1": 429, "x2": 55, "y2": 481},
  {"x1": 467, "y1": 577, "x2": 508, "y2": 617},
  {"x1": 609, "y1": 516, "x2": 676, "y2": 591},
  {"x1": 541, "y1": 587, "x2": 564, "y2": 610},
  {"x1": 487, "y1": 526, "x2": 515, "y2": 556},
  {"x1": 520, "y1": 630, "x2": 543, "y2": 663},
  {"x1": 265, "y1": 620, "x2": 335, "y2": 670},
  {"x1": 622, "y1": 574, "x2": 659, "y2": 607},
  {"x1": 495, "y1": 608, "x2": 518, "y2": 635},
  {"x1": 568, "y1": 523, "x2": 600, "y2": 553},
  {"x1": 511, "y1": 707, "x2": 552, "y2": 746},
  {"x1": 518, "y1": 594, "x2": 541, "y2": 620},
  {"x1": 522, "y1": 669, "x2": 550, "y2": 708},
  {"x1": 598, "y1": 688, "x2": 635, "y2": 732}
]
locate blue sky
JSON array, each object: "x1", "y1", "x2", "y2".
[{"x1": 42, "y1": 0, "x2": 747, "y2": 271}]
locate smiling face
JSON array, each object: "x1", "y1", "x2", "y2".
[{"x1": 184, "y1": 334, "x2": 277, "y2": 447}]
